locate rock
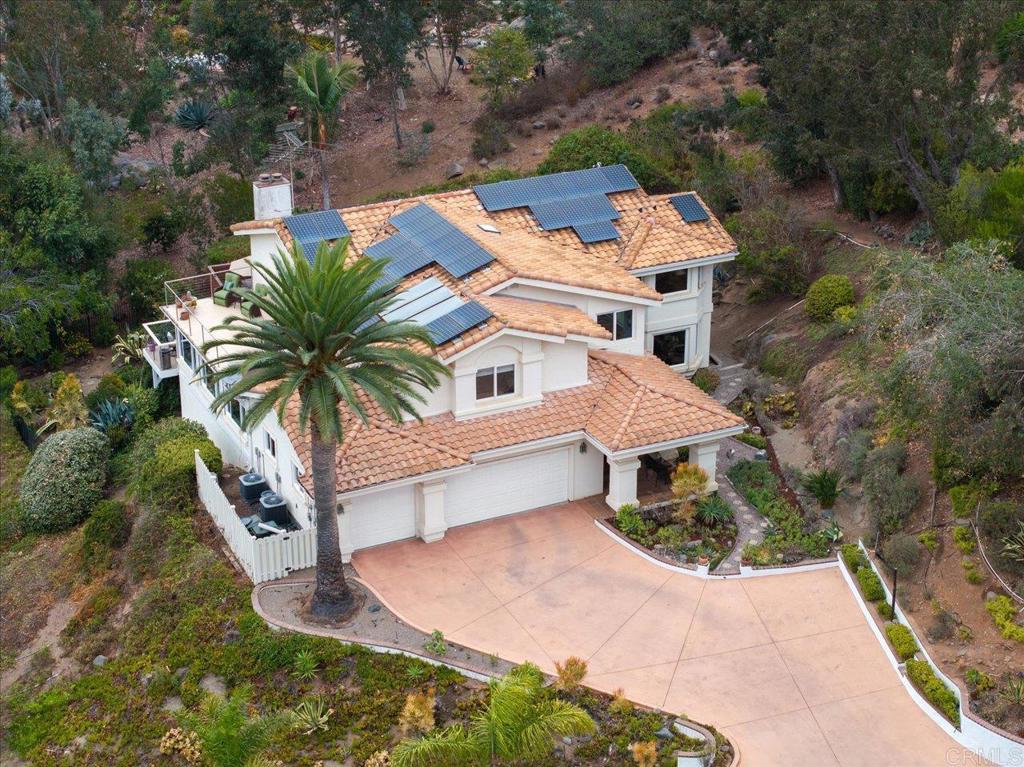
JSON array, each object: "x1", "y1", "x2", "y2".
[
  {"x1": 985, "y1": 591, "x2": 997, "y2": 601},
  {"x1": 199, "y1": 674, "x2": 227, "y2": 697},
  {"x1": 322, "y1": 761, "x2": 344, "y2": 767},
  {"x1": 478, "y1": 158, "x2": 489, "y2": 167},
  {"x1": 532, "y1": 149, "x2": 542, "y2": 156},
  {"x1": 162, "y1": 696, "x2": 184, "y2": 712},
  {"x1": 368, "y1": 603, "x2": 382, "y2": 613},
  {"x1": 141, "y1": 672, "x2": 154, "y2": 688},
  {"x1": 175, "y1": 666, "x2": 189, "y2": 679},
  {"x1": 72, "y1": 736, "x2": 87, "y2": 749},
  {"x1": 562, "y1": 736, "x2": 572, "y2": 745},
  {"x1": 532, "y1": 120, "x2": 546, "y2": 130},
  {"x1": 445, "y1": 162, "x2": 464, "y2": 179},
  {"x1": 92, "y1": 655, "x2": 107, "y2": 668},
  {"x1": 223, "y1": 627, "x2": 241, "y2": 644}
]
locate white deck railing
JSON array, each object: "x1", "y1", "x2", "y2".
[{"x1": 195, "y1": 450, "x2": 317, "y2": 583}]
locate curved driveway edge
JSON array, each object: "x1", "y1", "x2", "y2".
[{"x1": 351, "y1": 501, "x2": 989, "y2": 767}]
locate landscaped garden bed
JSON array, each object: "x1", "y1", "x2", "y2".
[
  {"x1": 611, "y1": 490, "x2": 739, "y2": 570},
  {"x1": 728, "y1": 459, "x2": 839, "y2": 565}
]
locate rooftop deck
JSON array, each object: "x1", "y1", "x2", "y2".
[{"x1": 159, "y1": 263, "x2": 254, "y2": 361}]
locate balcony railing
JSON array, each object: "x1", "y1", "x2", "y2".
[
  {"x1": 163, "y1": 263, "x2": 253, "y2": 356},
  {"x1": 142, "y1": 319, "x2": 179, "y2": 376}
]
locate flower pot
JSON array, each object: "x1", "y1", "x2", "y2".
[{"x1": 698, "y1": 554, "x2": 710, "y2": 566}]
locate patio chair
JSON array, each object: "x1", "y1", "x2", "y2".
[
  {"x1": 240, "y1": 284, "x2": 269, "y2": 319},
  {"x1": 212, "y1": 272, "x2": 242, "y2": 307}
]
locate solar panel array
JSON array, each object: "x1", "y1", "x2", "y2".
[
  {"x1": 365, "y1": 203, "x2": 495, "y2": 281},
  {"x1": 668, "y1": 193, "x2": 710, "y2": 223},
  {"x1": 473, "y1": 164, "x2": 639, "y2": 244},
  {"x1": 283, "y1": 210, "x2": 351, "y2": 263},
  {"x1": 425, "y1": 300, "x2": 492, "y2": 345}
]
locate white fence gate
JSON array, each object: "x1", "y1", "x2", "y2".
[{"x1": 195, "y1": 450, "x2": 317, "y2": 583}]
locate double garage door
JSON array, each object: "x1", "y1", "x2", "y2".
[{"x1": 347, "y1": 448, "x2": 571, "y2": 550}]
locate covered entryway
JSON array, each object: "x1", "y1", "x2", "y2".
[
  {"x1": 346, "y1": 485, "x2": 416, "y2": 550},
  {"x1": 445, "y1": 447, "x2": 571, "y2": 527}
]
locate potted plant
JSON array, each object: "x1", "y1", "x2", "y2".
[{"x1": 697, "y1": 552, "x2": 710, "y2": 567}]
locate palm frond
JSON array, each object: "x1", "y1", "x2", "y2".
[{"x1": 390, "y1": 724, "x2": 480, "y2": 767}]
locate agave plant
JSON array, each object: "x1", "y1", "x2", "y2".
[
  {"x1": 174, "y1": 98, "x2": 217, "y2": 132},
  {"x1": 695, "y1": 494, "x2": 734, "y2": 527},
  {"x1": 90, "y1": 398, "x2": 134, "y2": 433}
]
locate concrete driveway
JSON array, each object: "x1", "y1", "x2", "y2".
[{"x1": 353, "y1": 502, "x2": 965, "y2": 767}]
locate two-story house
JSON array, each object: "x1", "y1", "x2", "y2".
[{"x1": 144, "y1": 164, "x2": 745, "y2": 561}]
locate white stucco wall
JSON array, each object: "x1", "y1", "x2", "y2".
[
  {"x1": 497, "y1": 284, "x2": 648, "y2": 355},
  {"x1": 573, "y1": 440, "x2": 605, "y2": 499},
  {"x1": 541, "y1": 341, "x2": 590, "y2": 391},
  {"x1": 639, "y1": 264, "x2": 715, "y2": 372}
]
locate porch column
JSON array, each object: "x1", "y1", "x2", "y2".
[
  {"x1": 416, "y1": 480, "x2": 447, "y2": 543},
  {"x1": 692, "y1": 441, "x2": 720, "y2": 492},
  {"x1": 606, "y1": 457, "x2": 640, "y2": 511},
  {"x1": 337, "y1": 502, "x2": 355, "y2": 563}
]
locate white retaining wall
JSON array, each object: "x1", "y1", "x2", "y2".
[{"x1": 195, "y1": 450, "x2": 317, "y2": 583}]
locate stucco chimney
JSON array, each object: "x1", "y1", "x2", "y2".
[{"x1": 252, "y1": 173, "x2": 293, "y2": 220}]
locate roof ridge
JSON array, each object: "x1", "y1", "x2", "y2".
[
  {"x1": 372, "y1": 418, "x2": 471, "y2": 462},
  {"x1": 608, "y1": 384, "x2": 646, "y2": 452},
  {"x1": 618, "y1": 217, "x2": 654, "y2": 268},
  {"x1": 591, "y1": 350, "x2": 742, "y2": 423}
]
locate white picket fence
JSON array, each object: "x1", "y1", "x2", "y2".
[{"x1": 194, "y1": 450, "x2": 317, "y2": 583}]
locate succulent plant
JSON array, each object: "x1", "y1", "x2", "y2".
[
  {"x1": 174, "y1": 98, "x2": 217, "y2": 132},
  {"x1": 90, "y1": 398, "x2": 134, "y2": 432}
]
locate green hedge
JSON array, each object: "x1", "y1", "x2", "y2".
[
  {"x1": 884, "y1": 623, "x2": 919, "y2": 661},
  {"x1": 805, "y1": 275, "x2": 855, "y2": 322},
  {"x1": 841, "y1": 543, "x2": 868, "y2": 573},
  {"x1": 987, "y1": 595, "x2": 1024, "y2": 643},
  {"x1": 19, "y1": 428, "x2": 110, "y2": 533},
  {"x1": 130, "y1": 418, "x2": 221, "y2": 510},
  {"x1": 906, "y1": 659, "x2": 960, "y2": 726},
  {"x1": 857, "y1": 567, "x2": 885, "y2": 602}
]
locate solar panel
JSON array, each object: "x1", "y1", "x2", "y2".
[
  {"x1": 426, "y1": 301, "x2": 493, "y2": 345},
  {"x1": 284, "y1": 210, "x2": 351, "y2": 263},
  {"x1": 530, "y1": 194, "x2": 620, "y2": 231},
  {"x1": 382, "y1": 279, "x2": 463, "y2": 325},
  {"x1": 669, "y1": 193, "x2": 710, "y2": 223},
  {"x1": 474, "y1": 164, "x2": 640, "y2": 211},
  {"x1": 572, "y1": 221, "x2": 620, "y2": 243},
  {"x1": 366, "y1": 204, "x2": 495, "y2": 280}
]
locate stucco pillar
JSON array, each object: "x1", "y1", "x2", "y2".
[
  {"x1": 692, "y1": 441, "x2": 720, "y2": 492},
  {"x1": 337, "y1": 502, "x2": 354, "y2": 563},
  {"x1": 605, "y1": 457, "x2": 641, "y2": 511},
  {"x1": 417, "y1": 480, "x2": 448, "y2": 543}
]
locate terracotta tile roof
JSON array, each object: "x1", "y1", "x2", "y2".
[
  {"x1": 476, "y1": 295, "x2": 612, "y2": 341},
  {"x1": 282, "y1": 349, "x2": 745, "y2": 494}
]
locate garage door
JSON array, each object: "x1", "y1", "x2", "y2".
[
  {"x1": 347, "y1": 485, "x2": 416, "y2": 550},
  {"x1": 445, "y1": 448, "x2": 570, "y2": 527}
]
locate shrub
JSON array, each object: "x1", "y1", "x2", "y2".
[
  {"x1": 81, "y1": 499, "x2": 131, "y2": 572},
  {"x1": 655, "y1": 524, "x2": 687, "y2": 549},
  {"x1": 885, "y1": 623, "x2": 919, "y2": 661},
  {"x1": 726, "y1": 201, "x2": 809, "y2": 299},
  {"x1": 803, "y1": 467, "x2": 841, "y2": 508},
  {"x1": 906, "y1": 659, "x2": 960, "y2": 726},
  {"x1": 423, "y1": 629, "x2": 447, "y2": 655},
  {"x1": 758, "y1": 340, "x2": 808, "y2": 384},
  {"x1": 118, "y1": 258, "x2": 175, "y2": 321},
  {"x1": 204, "y1": 236, "x2": 250, "y2": 266},
  {"x1": 735, "y1": 432, "x2": 767, "y2": 450},
  {"x1": 130, "y1": 417, "x2": 220, "y2": 508},
  {"x1": 863, "y1": 442, "x2": 919, "y2": 536},
  {"x1": 950, "y1": 484, "x2": 986, "y2": 519},
  {"x1": 471, "y1": 28, "x2": 534, "y2": 106},
  {"x1": 841, "y1": 544, "x2": 868, "y2": 573},
  {"x1": 204, "y1": 173, "x2": 253, "y2": 233},
  {"x1": 398, "y1": 690, "x2": 435, "y2": 735},
  {"x1": 471, "y1": 114, "x2": 511, "y2": 160},
  {"x1": 615, "y1": 503, "x2": 651, "y2": 539},
  {"x1": 805, "y1": 275, "x2": 855, "y2": 322},
  {"x1": 695, "y1": 494, "x2": 733, "y2": 526},
  {"x1": 979, "y1": 501, "x2": 1024, "y2": 576},
  {"x1": 19, "y1": 428, "x2": 110, "y2": 533},
  {"x1": 877, "y1": 601, "x2": 894, "y2": 620},
  {"x1": 85, "y1": 372, "x2": 128, "y2": 411},
  {"x1": 952, "y1": 526, "x2": 976, "y2": 554},
  {"x1": 882, "y1": 534, "x2": 921, "y2": 576},
  {"x1": 691, "y1": 367, "x2": 720, "y2": 394},
  {"x1": 962, "y1": 558, "x2": 984, "y2": 584},
  {"x1": 918, "y1": 529, "x2": 938, "y2": 552},
  {"x1": 965, "y1": 667, "x2": 994, "y2": 694},
  {"x1": 554, "y1": 656, "x2": 588, "y2": 691},
  {"x1": 857, "y1": 567, "x2": 885, "y2": 602},
  {"x1": 987, "y1": 596, "x2": 1024, "y2": 643},
  {"x1": 537, "y1": 125, "x2": 676, "y2": 193}
]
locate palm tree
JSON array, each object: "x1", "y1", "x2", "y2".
[
  {"x1": 285, "y1": 51, "x2": 359, "y2": 210},
  {"x1": 203, "y1": 239, "x2": 448, "y2": 620},
  {"x1": 176, "y1": 686, "x2": 288, "y2": 767},
  {"x1": 391, "y1": 663, "x2": 596, "y2": 767}
]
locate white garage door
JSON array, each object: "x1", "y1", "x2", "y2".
[
  {"x1": 446, "y1": 448, "x2": 571, "y2": 527},
  {"x1": 347, "y1": 485, "x2": 416, "y2": 550}
]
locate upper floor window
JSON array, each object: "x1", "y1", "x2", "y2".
[
  {"x1": 597, "y1": 309, "x2": 633, "y2": 340},
  {"x1": 476, "y1": 364, "x2": 515, "y2": 400},
  {"x1": 654, "y1": 268, "x2": 690, "y2": 295},
  {"x1": 179, "y1": 335, "x2": 196, "y2": 370},
  {"x1": 265, "y1": 431, "x2": 277, "y2": 459},
  {"x1": 228, "y1": 398, "x2": 244, "y2": 427}
]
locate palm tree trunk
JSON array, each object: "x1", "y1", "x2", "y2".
[
  {"x1": 319, "y1": 149, "x2": 331, "y2": 211},
  {"x1": 309, "y1": 422, "x2": 354, "y2": 620}
]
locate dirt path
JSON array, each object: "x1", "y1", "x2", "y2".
[{"x1": 0, "y1": 597, "x2": 80, "y2": 692}]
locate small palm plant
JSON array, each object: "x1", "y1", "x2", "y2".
[
  {"x1": 803, "y1": 467, "x2": 842, "y2": 509},
  {"x1": 391, "y1": 663, "x2": 595, "y2": 767},
  {"x1": 176, "y1": 686, "x2": 288, "y2": 767}
]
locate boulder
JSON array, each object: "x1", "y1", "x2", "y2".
[{"x1": 445, "y1": 162, "x2": 464, "y2": 179}]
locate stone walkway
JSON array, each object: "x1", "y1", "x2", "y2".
[
  {"x1": 710, "y1": 353, "x2": 751, "y2": 406},
  {"x1": 714, "y1": 437, "x2": 766, "y2": 574}
]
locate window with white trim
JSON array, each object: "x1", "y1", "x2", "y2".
[
  {"x1": 264, "y1": 431, "x2": 277, "y2": 459},
  {"x1": 292, "y1": 462, "x2": 303, "y2": 485},
  {"x1": 653, "y1": 329, "x2": 688, "y2": 367},
  {"x1": 596, "y1": 309, "x2": 633, "y2": 340},
  {"x1": 228, "y1": 398, "x2": 244, "y2": 427},
  {"x1": 475, "y1": 364, "x2": 516, "y2": 400},
  {"x1": 179, "y1": 335, "x2": 196, "y2": 370},
  {"x1": 654, "y1": 268, "x2": 690, "y2": 295}
]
